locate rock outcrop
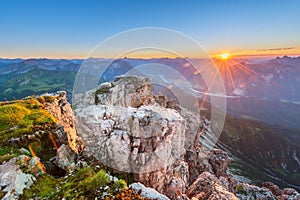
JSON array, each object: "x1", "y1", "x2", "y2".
[
  {"x1": 0, "y1": 156, "x2": 37, "y2": 200},
  {"x1": 44, "y1": 91, "x2": 83, "y2": 153},
  {"x1": 76, "y1": 104, "x2": 185, "y2": 173},
  {"x1": 74, "y1": 76, "x2": 238, "y2": 199}
]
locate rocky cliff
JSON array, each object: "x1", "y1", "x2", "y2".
[{"x1": 74, "y1": 75, "x2": 300, "y2": 199}]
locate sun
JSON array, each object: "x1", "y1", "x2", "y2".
[{"x1": 221, "y1": 53, "x2": 230, "y2": 59}]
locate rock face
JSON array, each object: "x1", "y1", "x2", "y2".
[
  {"x1": 76, "y1": 104, "x2": 185, "y2": 173},
  {"x1": 0, "y1": 156, "x2": 36, "y2": 200},
  {"x1": 45, "y1": 91, "x2": 83, "y2": 153},
  {"x1": 75, "y1": 76, "x2": 239, "y2": 199},
  {"x1": 96, "y1": 76, "x2": 154, "y2": 108}
]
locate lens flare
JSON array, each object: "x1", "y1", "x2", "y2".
[
  {"x1": 29, "y1": 146, "x2": 46, "y2": 173},
  {"x1": 49, "y1": 132, "x2": 67, "y2": 164}
]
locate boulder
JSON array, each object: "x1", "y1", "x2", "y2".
[
  {"x1": 187, "y1": 172, "x2": 238, "y2": 200},
  {"x1": 54, "y1": 144, "x2": 76, "y2": 173},
  {"x1": 0, "y1": 156, "x2": 36, "y2": 200},
  {"x1": 130, "y1": 182, "x2": 170, "y2": 200}
]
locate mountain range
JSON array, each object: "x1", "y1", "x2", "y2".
[{"x1": 0, "y1": 56, "x2": 299, "y2": 190}]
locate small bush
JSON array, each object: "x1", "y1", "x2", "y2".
[
  {"x1": 84, "y1": 170, "x2": 109, "y2": 191},
  {"x1": 111, "y1": 179, "x2": 127, "y2": 192},
  {"x1": 95, "y1": 87, "x2": 111, "y2": 104}
]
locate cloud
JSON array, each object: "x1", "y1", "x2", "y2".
[{"x1": 256, "y1": 47, "x2": 295, "y2": 52}]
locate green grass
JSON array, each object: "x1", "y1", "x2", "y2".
[
  {"x1": 95, "y1": 86, "x2": 112, "y2": 104},
  {"x1": 20, "y1": 174, "x2": 60, "y2": 199},
  {"x1": 0, "y1": 97, "x2": 57, "y2": 164},
  {"x1": 0, "y1": 146, "x2": 20, "y2": 164},
  {"x1": 21, "y1": 167, "x2": 128, "y2": 199},
  {"x1": 0, "y1": 98, "x2": 56, "y2": 140}
]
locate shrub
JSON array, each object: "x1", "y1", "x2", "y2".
[
  {"x1": 111, "y1": 179, "x2": 127, "y2": 192},
  {"x1": 236, "y1": 184, "x2": 246, "y2": 195},
  {"x1": 85, "y1": 170, "x2": 109, "y2": 191},
  {"x1": 95, "y1": 87, "x2": 111, "y2": 104}
]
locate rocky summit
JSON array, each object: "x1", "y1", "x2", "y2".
[
  {"x1": 73, "y1": 75, "x2": 300, "y2": 200},
  {"x1": 0, "y1": 75, "x2": 299, "y2": 199}
]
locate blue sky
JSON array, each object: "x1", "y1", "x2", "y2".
[{"x1": 1, "y1": 0, "x2": 300, "y2": 58}]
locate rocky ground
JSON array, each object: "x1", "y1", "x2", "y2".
[{"x1": 0, "y1": 76, "x2": 299, "y2": 199}]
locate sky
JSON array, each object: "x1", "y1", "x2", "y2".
[{"x1": 1, "y1": 0, "x2": 300, "y2": 58}]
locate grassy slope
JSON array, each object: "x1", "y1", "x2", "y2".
[
  {"x1": 21, "y1": 167, "x2": 137, "y2": 200},
  {"x1": 0, "y1": 98, "x2": 57, "y2": 163},
  {"x1": 0, "y1": 97, "x2": 146, "y2": 199}
]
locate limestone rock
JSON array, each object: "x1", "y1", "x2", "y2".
[
  {"x1": 164, "y1": 176, "x2": 186, "y2": 199},
  {"x1": 73, "y1": 88, "x2": 97, "y2": 109},
  {"x1": 185, "y1": 149, "x2": 213, "y2": 185},
  {"x1": 262, "y1": 182, "x2": 300, "y2": 199},
  {"x1": 45, "y1": 91, "x2": 83, "y2": 153},
  {"x1": 96, "y1": 76, "x2": 154, "y2": 108},
  {"x1": 27, "y1": 156, "x2": 45, "y2": 174},
  {"x1": 54, "y1": 144, "x2": 76, "y2": 173},
  {"x1": 208, "y1": 184, "x2": 239, "y2": 200},
  {"x1": 208, "y1": 149, "x2": 230, "y2": 178},
  {"x1": 187, "y1": 172, "x2": 238, "y2": 200},
  {"x1": 187, "y1": 172, "x2": 220, "y2": 199},
  {"x1": 235, "y1": 182, "x2": 276, "y2": 200},
  {"x1": 130, "y1": 182, "x2": 170, "y2": 200},
  {"x1": 0, "y1": 156, "x2": 36, "y2": 200},
  {"x1": 75, "y1": 104, "x2": 185, "y2": 173}
]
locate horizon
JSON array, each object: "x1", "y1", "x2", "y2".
[{"x1": 1, "y1": 54, "x2": 300, "y2": 60}]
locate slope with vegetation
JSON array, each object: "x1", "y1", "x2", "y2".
[{"x1": 0, "y1": 94, "x2": 147, "y2": 200}]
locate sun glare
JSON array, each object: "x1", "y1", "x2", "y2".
[{"x1": 221, "y1": 53, "x2": 230, "y2": 59}]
